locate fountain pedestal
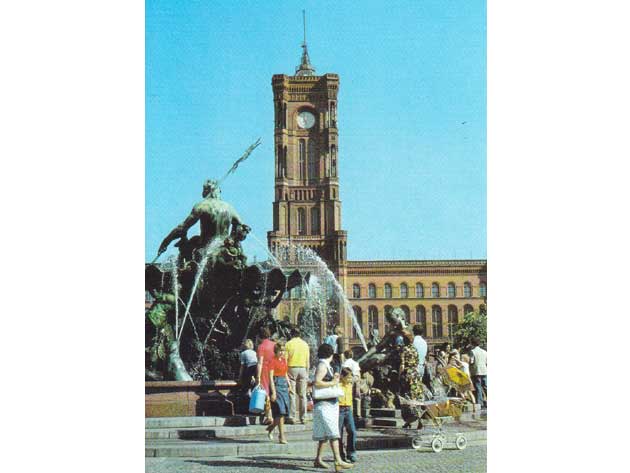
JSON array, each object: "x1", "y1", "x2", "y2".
[{"x1": 145, "y1": 380, "x2": 239, "y2": 418}]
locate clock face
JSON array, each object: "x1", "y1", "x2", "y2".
[{"x1": 297, "y1": 111, "x2": 315, "y2": 129}]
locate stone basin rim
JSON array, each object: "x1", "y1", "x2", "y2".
[{"x1": 146, "y1": 380, "x2": 238, "y2": 388}]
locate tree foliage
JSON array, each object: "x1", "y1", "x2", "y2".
[{"x1": 453, "y1": 308, "x2": 487, "y2": 349}]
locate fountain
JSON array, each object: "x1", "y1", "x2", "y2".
[
  {"x1": 145, "y1": 140, "x2": 369, "y2": 417},
  {"x1": 268, "y1": 243, "x2": 368, "y2": 362},
  {"x1": 145, "y1": 167, "x2": 312, "y2": 416}
]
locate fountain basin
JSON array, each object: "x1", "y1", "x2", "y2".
[{"x1": 145, "y1": 380, "x2": 239, "y2": 418}]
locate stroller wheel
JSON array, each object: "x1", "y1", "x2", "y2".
[
  {"x1": 455, "y1": 435, "x2": 467, "y2": 450},
  {"x1": 411, "y1": 436, "x2": 423, "y2": 450},
  {"x1": 431, "y1": 437, "x2": 444, "y2": 453}
]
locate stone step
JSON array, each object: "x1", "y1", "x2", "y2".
[
  {"x1": 371, "y1": 417, "x2": 406, "y2": 428},
  {"x1": 146, "y1": 436, "x2": 410, "y2": 458},
  {"x1": 369, "y1": 401, "x2": 478, "y2": 419},
  {"x1": 377, "y1": 428, "x2": 487, "y2": 441},
  {"x1": 146, "y1": 414, "x2": 314, "y2": 429},
  {"x1": 225, "y1": 413, "x2": 314, "y2": 426},
  {"x1": 145, "y1": 417, "x2": 225, "y2": 429},
  {"x1": 146, "y1": 423, "x2": 312, "y2": 440},
  {"x1": 369, "y1": 408, "x2": 401, "y2": 418},
  {"x1": 369, "y1": 415, "x2": 461, "y2": 428},
  {"x1": 146, "y1": 431, "x2": 487, "y2": 458}
]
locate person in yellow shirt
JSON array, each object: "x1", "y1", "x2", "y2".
[
  {"x1": 338, "y1": 368, "x2": 357, "y2": 463},
  {"x1": 285, "y1": 327, "x2": 310, "y2": 424}
]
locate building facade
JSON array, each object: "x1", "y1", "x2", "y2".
[
  {"x1": 268, "y1": 41, "x2": 486, "y2": 350},
  {"x1": 346, "y1": 260, "x2": 486, "y2": 348}
]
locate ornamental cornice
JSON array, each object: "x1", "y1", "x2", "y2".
[
  {"x1": 347, "y1": 269, "x2": 486, "y2": 277},
  {"x1": 348, "y1": 259, "x2": 487, "y2": 267},
  {"x1": 346, "y1": 260, "x2": 486, "y2": 277}
]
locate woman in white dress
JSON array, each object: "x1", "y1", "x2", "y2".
[{"x1": 312, "y1": 343, "x2": 353, "y2": 471}]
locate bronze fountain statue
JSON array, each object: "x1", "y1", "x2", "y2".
[{"x1": 145, "y1": 142, "x2": 308, "y2": 381}]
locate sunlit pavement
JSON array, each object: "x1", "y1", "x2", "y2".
[{"x1": 146, "y1": 443, "x2": 487, "y2": 473}]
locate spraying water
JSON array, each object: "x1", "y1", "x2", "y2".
[
  {"x1": 273, "y1": 242, "x2": 368, "y2": 352},
  {"x1": 177, "y1": 234, "x2": 225, "y2": 341},
  {"x1": 301, "y1": 274, "x2": 328, "y2": 364},
  {"x1": 248, "y1": 231, "x2": 284, "y2": 269},
  {"x1": 169, "y1": 257, "x2": 179, "y2": 336}
]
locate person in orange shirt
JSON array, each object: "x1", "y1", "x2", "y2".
[
  {"x1": 267, "y1": 341, "x2": 291, "y2": 444},
  {"x1": 338, "y1": 368, "x2": 357, "y2": 463}
]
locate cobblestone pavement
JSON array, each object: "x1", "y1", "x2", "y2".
[{"x1": 146, "y1": 445, "x2": 487, "y2": 473}]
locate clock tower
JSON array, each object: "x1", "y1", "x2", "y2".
[{"x1": 267, "y1": 38, "x2": 348, "y2": 274}]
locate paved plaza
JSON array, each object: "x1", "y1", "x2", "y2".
[{"x1": 146, "y1": 444, "x2": 487, "y2": 473}]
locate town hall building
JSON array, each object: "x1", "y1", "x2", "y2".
[{"x1": 267, "y1": 40, "x2": 486, "y2": 350}]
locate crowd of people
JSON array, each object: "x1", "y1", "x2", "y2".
[
  {"x1": 239, "y1": 323, "x2": 487, "y2": 471},
  {"x1": 421, "y1": 333, "x2": 488, "y2": 410}
]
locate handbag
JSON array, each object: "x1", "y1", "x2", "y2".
[
  {"x1": 312, "y1": 361, "x2": 344, "y2": 400},
  {"x1": 313, "y1": 384, "x2": 344, "y2": 400}
]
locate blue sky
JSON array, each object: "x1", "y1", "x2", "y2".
[{"x1": 146, "y1": 0, "x2": 486, "y2": 262}]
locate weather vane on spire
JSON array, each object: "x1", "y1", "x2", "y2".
[{"x1": 295, "y1": 10, "x2": 316, "y2": 76}]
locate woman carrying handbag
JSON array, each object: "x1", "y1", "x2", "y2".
[{"x1": 312, "y1": 343, "x2": 353, "y2": 471}]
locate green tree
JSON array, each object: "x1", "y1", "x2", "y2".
[{"x1": 453, "y1": 308, "x2": 487, "y2": 349}]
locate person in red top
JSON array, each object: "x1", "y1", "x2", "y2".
[
  {"x1": 256, "y1": 327, "x2": 276, "y2": 424},
  {"x1": 266, "y1": 341, "x2": 291, "y2": 444}
]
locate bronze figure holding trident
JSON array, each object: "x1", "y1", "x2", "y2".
[{"x1": 153, "y1": 139, "x2": 261, "y2": 263}]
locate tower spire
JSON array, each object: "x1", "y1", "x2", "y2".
[{"x1": 295, "y1": 10, "x2": 316, "y2": 76}]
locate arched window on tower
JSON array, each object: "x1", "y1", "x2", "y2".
[
  {"x1": 299, "y1": 139, "x2": 306, "y2": 180},
  {"x1": 415, "y1": 282, "x2": 424, "y2": 298},
  {"x1": 297, "y1": 208, "x2": 306, "y2": 235},
  {"x1": 352, "y1": 284, "x2": 361, "y2": 299},
  {"x1": 400, "y1": 283, "x2": 408, "y2": 298},
  {"x1": 331, "y1": 145, "x2": 337, "y2": 177},
  {"x1": 368, "y1": 283, "x2": 376, "y2": 298},
  {"x1": 308, "y1": 140, "x2": 317, "y2": 180},
  {"x1": 415, "y1": 305, "x2": 426, "y2": 328},
  {"x1": 432, "y1": 282, "x2": 440, "y2": 298},
  {"x1": 282, "y1": 103, "x2": 287, "y2": 128},
  {"x1": 432, "y1": 306, "x2": 443, "y2": 338},
  {"x1": 448, "y1": 282, "x2": 456, "y2": 298},
  {"x1": 352, "y1": 306, "x2": 362, "y2": 339},
  {"x1": 384, "y1": 283, "x2": 392, "y2": 299},
  {"x1": 329, "y1": 101, "x2": 337, "y2": 127},
  {"x1": 463, "y1": 282, "x2": 472, "y2": 298},
  {"x1": 311, "y1": 207, "x2": 320, "y2": 234},
  {"x1": 276, "y1": 145, "x2": 282, "y2": 177},
  {"x1": 447, "y1": 305, "x2": 458, "y2": 337}
]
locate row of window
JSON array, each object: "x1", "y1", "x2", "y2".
[
  {"x1": 277, "y1": 140, "x2": 338, "y2": 180},
  {"x1": 351, "y1": 282, "x2": 486, "y2": 299},
  {"x1": 350, "y1": 304, "x2": 478, "y2": 340}
]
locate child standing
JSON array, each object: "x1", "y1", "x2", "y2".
[
  {"x1": 338, "y1": 368, "x2": 357, "y2": 463},
  {"x1": 238, "y1": 339, "x2": 258, "y2": 396},
  {"x1": 341, "y1": 350, "x2": 361, "y2": 417}
]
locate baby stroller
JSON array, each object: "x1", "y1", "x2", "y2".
[{"x1": 399, "y1": 395, "x2": 468, "y2": 453}]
